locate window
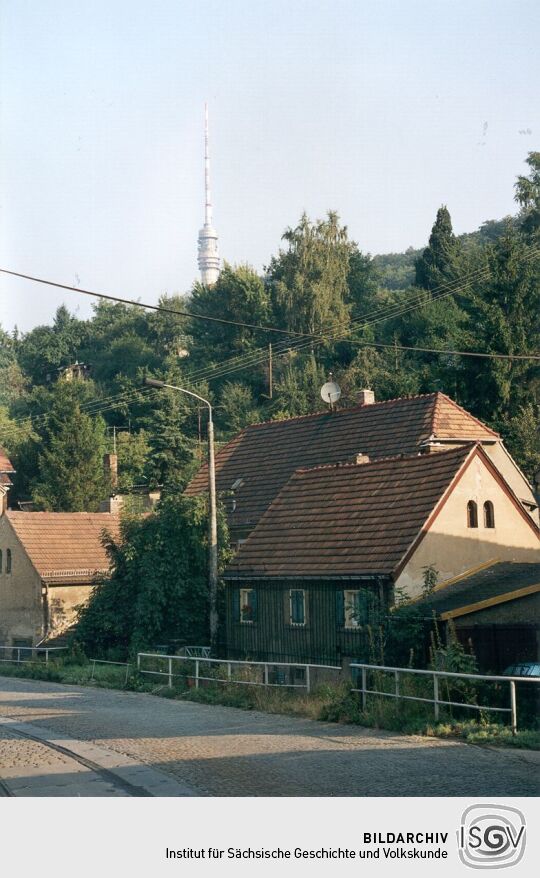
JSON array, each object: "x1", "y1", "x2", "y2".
[
  {"x1": 289, "y1": 589, "x2": 306, "y2": 626},
  {"x1": 467, "y1": 500, "x2": 478, "y2": 528},
  {"x1": 239, "y1": 588, "x2": 257, "y2": 624},
  {"x1": 233, "y1": 587, "x2": 257, "y2": 623},
  {"x1": 344, "y1": 590, "x2": 362, "y2": 628},
  {"x1": 336, "y1": 588, "x2": 379, "y2": 628},
  {"x1": 5, "y1": 549, "x2": 11, "y2": 574},
  {"x1": 483, "y1": 501, "x2": 495, "y2": 528}
]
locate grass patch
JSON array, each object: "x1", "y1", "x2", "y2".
[{"x1": 1, "y1": 661, "x2": 537, "y2": 749}]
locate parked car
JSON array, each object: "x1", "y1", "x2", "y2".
[{"x1": 503, "y1": 662, "x2": 540, "y2": 677}]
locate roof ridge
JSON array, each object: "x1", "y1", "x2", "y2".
[
  {"x1": 7, "y1": 510, "x2": 119, "y2": 517},
  {"x1": 292, "y1": 443, "x2": 476, "y2": 476},
  {"x1": 245, "y1": 392, "x2": 441, "y2": 431}
]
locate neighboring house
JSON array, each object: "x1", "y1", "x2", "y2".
[
  {"x1": 413, "y1": 561, "x2": 540, "y2": 673},
  {"x1": 0, "y1": 446, "x2": 15, "y2": 514},
  {"x1": 186, "y1": 391, "x2": 539, "y2": 545},
  {"x1": 0, "y1": 511, "x2": 118, "y2": 648},
  {"x1": 223, "y1": 444, "x2": 539, "y2": 665}
]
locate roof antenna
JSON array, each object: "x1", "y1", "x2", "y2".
[{"x1": 320, "y1": 375, "x2": 341, "y2": 412}]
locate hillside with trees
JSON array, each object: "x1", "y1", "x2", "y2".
[{"x1": 1, "y1": 153, "x2": 539, "y2": 512}]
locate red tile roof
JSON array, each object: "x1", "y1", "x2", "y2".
[
  {"x1": 187, "y1": 392, "x2": 498, "y2": 532},
  {"x1": 0, "y1": 446, "x2": 15, "y2": 477},
  {"x1": 6, "y1": 512, "x2": 120, "y2": 582},
  {"x1": 225, "y1": 445, "x2": 475, "y2": 579}
]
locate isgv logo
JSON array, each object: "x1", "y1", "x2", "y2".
[{"x1": 458, "y1": 804, "x2": 526, "y2": 869}]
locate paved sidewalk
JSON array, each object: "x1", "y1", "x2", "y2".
[{"x1": 0, "y1": 676, "x2": 537, "y2": 796}]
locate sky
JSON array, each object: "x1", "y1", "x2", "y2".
[{"x1": 1, "y1": 0, "x2": 538, "y2": 332}]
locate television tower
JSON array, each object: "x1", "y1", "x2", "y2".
[{"x1": 197, "y1": 103, "x2": 220, "y2": 286}]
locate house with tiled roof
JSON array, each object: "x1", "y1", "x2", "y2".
[
  {"x1": 223, "y1": 444, "x2": 539, "y2": 665},
  {"x1": 413, "y1": 561, "x2": 540, "y2": 672},
  {"x1": 0, "y1": 446, "x2": 15, "y2": 514},
  {"x1": 186, "y1": 391, "x2": 539, "y2": 544},
  {"x1": 0, "y1": 511, "x2": 119, "y2": 648}
]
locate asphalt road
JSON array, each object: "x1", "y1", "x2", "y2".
[{"x1": 0, "y1": 675, "x2": 537, "y2": 797}]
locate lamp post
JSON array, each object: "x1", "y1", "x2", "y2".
[{"x1": 145, "y1": 378, "x2": 218, "y2": 651}]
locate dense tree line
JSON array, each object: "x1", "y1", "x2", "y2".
[{"x1": 1, "y1": 153, "x2": 539, "y2": 514}]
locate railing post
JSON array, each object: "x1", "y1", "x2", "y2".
[
  {"x1": 125, "y1": 663, "x2": 130, "y2": 686},
  {"x1": 306, "y1": 665, "x2": 311, "y2": 694},
  {"x1": 17, "y1": 648, "x2": 21, "y2": 664},
  {"x1": 264, "y1": 664, "x2": 269, "y2": 687},
  {"x1": 227, "y1": 662, "x2": 232, "y2": 681},
  {"x1": 168, "y1": 657, "x2": 173, "y2": 689},
  {"x1": 137, "y1": 653, "x2": 141, "y2": 672},
  {"x1": 195, "y1": 659, "x2": 200, "y2": 689},
  {"x1": 45, "y1": 649, "x2": 49, "y2": 665},
  {"x1": 433, "y1": 674, "x2": 440, "y2": 721},
  {"x1": 394, "y1": 669, "x2": 400, "y2": 707},
  {"x1": 510, "y1": 680, "x2": 517, "y2": 735},
  {"x1": 91, "y1": 659, "x2": 96, "y2": 681},
  {"x1": 361, "y1": 666, "x2": 367, "y2": 710}
]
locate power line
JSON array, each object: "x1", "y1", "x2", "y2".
[
  {"x1": 2, "y1": 250, "x2": 538, "y2": 437},
  {"x1": 0, "y1": 268, "x2": 309, "y2": 339}
]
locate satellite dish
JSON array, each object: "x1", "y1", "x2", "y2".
[{"x1": 320, "y1": 381, "x2": 341, "y2": 405}]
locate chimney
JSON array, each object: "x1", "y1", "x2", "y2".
[
  {"x1": 103, "y1": 453, "x2": 118, "y2": 490},
  {"x1": 357, "y1": 389, "x2": 375, "y2": 406},
  {"x1": 355, "y1": 453, "x2": 370, "y2": 465}
]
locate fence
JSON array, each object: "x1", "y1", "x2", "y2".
[
  {"x1": 137, "y1": 652, "x2": 340, "y2": 693},
  {"x1": 350, "y1": 662, "x2": 540, "y2": 733},
  {"x1": 89, "y1": 658, "x2": 131, "y2": 686},
  {"x1": 0, "y1": 645, "x2": 68, "y2": 665}
]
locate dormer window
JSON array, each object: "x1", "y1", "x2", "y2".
[
  {"x1": 483, "y1": 501, "x2": 495, "y2": 528},
  {"x1": 467, "y1": 501, "x2": 478, "y2": 528}
]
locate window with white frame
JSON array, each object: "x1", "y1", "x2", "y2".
[
  {"x1": 289, "y1": 589, "x2": 306, "y2": 626},
  {"x1": 239, "y1": 587, "x2": 257, "y2": 623},
  {"x1": 344, "y1": 590, "x2": 362, "y2": 628}
]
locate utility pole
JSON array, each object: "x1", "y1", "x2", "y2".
[{"x1": 145, "y1": 378, "x2": 219, "y2": 652}]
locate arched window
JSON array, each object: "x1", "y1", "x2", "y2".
[
  {"x1": 467, "y1": 500, "x2": 478, "y2": 528},
  {"x1": 484, "y1": 501, "x2": 495, "y2": 528},
  {"x1": 6, "y1": 549, "x2": 11, "y2": 574}
]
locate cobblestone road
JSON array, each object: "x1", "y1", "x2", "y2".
[{"x1": 0, "y1": 676, "x2": 537, "y2": 796}]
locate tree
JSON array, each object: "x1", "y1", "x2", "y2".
[
  {"x1": 17, "y1": 306, "x2": 88, "y2": 384},
  {"x1": 459, "y1": 230, "x2": 540, "y2": 424},
  {"x1": 268, "y1": 211, "x2": 354, "y2": 336},
  {"x1": 143, "y1": 384, "x2": 197, "y2": 490},
  {"x1": 415, "y1": 206, "x2": 459, "y2": 291},
  {"x1": 31, "y1": 383, "x2": 109, "y2": 511},
  {"x1": 75, "y1": 494, "x2": 231, "y2": 656},
  {"x1": 218, "y1": 382, "x2": 261, "y2": 435},
  {"x1": 115, "y1": 429, "x2": 150, "y2": 490},
  {"x1": 515, "y1": 151, "x2": 540, "y2": 236},
  {"x1": 188, "y1": 263, "x2": 271, "y2": 366}
]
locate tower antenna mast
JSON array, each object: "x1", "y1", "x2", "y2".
[{"x1": 197, "y1": 102, "x2": 220, "y2": 285}]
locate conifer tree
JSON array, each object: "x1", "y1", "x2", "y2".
[
  {"x1": 415, "y1": 206, "x2": 458, "y2": 290},
  {"x1": 31, "y1": 383, "x2": 108, "y2": 511}
]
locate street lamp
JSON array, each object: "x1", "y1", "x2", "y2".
[{"x1": 145, "y1": 378, "x2": 218, "y2": 651}]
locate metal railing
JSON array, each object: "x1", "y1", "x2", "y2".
[
  {"x1": 350, "y1": 662, "x2": 540, "y2": 733},
  {"x1": 179, "y1": 646, "x2": 211, "y2": 659},
  {"x1": 137, "y1": 652, "x2": 340, "y2": 693},
  {"x1": 89, "y1": 658, "x2": 131, "y2": 685},
  {"x1": 0, "y1": 645, "x2": 68, "y2": 665}
]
